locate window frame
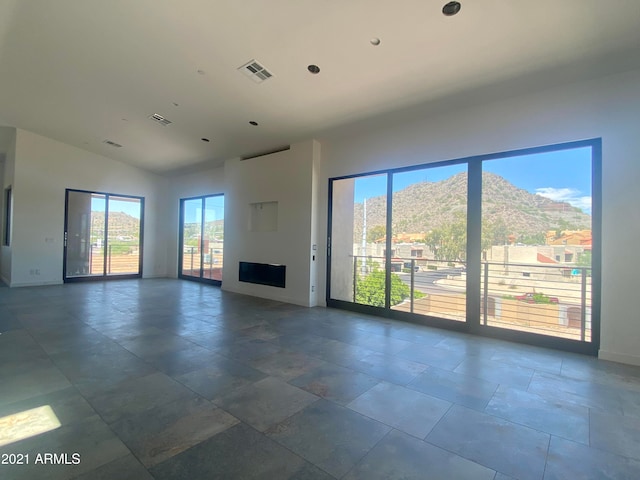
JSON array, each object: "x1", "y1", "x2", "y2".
[
  {"x1": 326, "y1": 138, "x2": 601, "y2": 355},
  {"x1": 178, "y1": 193, "x2": 225, "y2": 286},
  {"x1": 3, "y1": 186, "x2": 11, "y2": 246}
]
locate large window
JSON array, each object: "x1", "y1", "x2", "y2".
[
  {"x1": 64, "y1": 189, "x2": 144, "y2": 281},
  {"x1": 179, "y1": 194, "x2": 224, "y2": 285},
  {"x1": 327, "y1": 139, "x2": 600, "y2": 354},
  {"x1": 480, "y1": 147, "x2": 594, "y2": 342},
  {"x1": 391, "y1": 164, "x2": 468, "y2": 322},
  {"x1": 329, "y1": 173, "x2": 387, "y2": 306}
]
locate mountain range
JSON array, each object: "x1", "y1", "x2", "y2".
[
  {"x1": 353, "y1": 172, "x2": 591, "y2": 243},
  {"x1": 90, "y1": 211, "x2": 141, "y2": 238}
]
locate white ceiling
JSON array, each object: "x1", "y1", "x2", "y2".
[{"x1": 1, "y1": 0, "x2": 639, "y2": 174}]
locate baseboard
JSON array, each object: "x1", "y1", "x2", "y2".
[
  {"x1": 598, "y1": 349, "x2": 640, "y2": 367},
  {"x1": 222, "y1": 284, "x2": 311, "y2": 307},
  {"x1": 9, "y1": 279, "x2": 63, "y2": 288}
]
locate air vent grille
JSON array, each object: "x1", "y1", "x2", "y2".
[
  {"x1": 241, "y1": 145, "x2": 291, "y2": 160},
  {"x1": 103, "y1": 140, "x2": 123, "y2": 148},
  {"x1": 238, "y1": 59, "x2": 274, "y2": 83},
  {"x1": 149, "y1": 113, "x2": 172, "y2": 126}
]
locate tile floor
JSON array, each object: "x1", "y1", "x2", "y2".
[{"x1": 1, "y1": 279, "x2": 639, "y2": 479}]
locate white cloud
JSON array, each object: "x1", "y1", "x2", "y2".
[{"x1": 535, "y1": 187, "x2": 592, "y2": 213}]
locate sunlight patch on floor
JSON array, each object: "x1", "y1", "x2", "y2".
[{"x1": 0, "y1": 405, "x2": 61, "y2": 447}]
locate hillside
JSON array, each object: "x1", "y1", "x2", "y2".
[
  {"x1": 353, "y1": 172, "x2": 591, "y2": 243},
  {"x1": 91, "y1": 211, "x2": 140, "y2": 238}
]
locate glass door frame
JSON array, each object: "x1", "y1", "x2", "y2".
[
  {"x1": 326, "y1": 138, "x2": 601, "y2": 356},
  {"x1": 327, "y1": 159, "x2": 470, "y2": 334},
  {"x1": 178, "y1": 194, "x2": 224, "y2": 286},
  {"x1": 63, "y1": 188, "x2": 144, "y2": 283}
]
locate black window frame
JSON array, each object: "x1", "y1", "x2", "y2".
[
  {"x1": 178, "y1": 193, "x2": 225, "y2": 286},
  {"x1": 3, "y1": 186, "x2": 11, "y2": 246},
  {"x1": 63, "y1": 188, "x2": 145, "y2": 283},
  {"x1": 326, "y1": 138, "x2": 602, "y2": 355}
]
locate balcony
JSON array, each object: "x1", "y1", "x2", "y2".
[{"x1": 350, "y1": 256, "x2": 592, "y2": 342}]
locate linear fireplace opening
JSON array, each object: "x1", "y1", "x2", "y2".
[{"x1": 239, "y1": 262, "x2": 286, "y2": 288}]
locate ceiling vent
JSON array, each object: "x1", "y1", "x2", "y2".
[
  {"x1": 103, "y1": 140, "x2": 123, "y2": 148},
  {"x1": 241, "y1": 145, "x2": 290, "y2": 161},
  {"x1": 238, "y1": 60, "x2": 274, "y2": 83},
  {"x1": 149, "y1": 113, "x2": 172, "y2": 126}
]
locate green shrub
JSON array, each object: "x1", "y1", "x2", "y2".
[
  {"x1": 356, "y1": 271, "x2": 420, "y2": 307},
  {"x1": 532, "y1": 292, "x2": 554, "y2": 304}
]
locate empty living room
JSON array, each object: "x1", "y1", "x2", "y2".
[{"x1": 1, "y1": 1, "x2": 640, "y2": 479}]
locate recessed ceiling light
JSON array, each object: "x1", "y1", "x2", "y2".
[
  {"x1": 201, "y1": 138, "x2": 210, "y2": 142},
  {"x1": 307, "y1": 64, "x2": 320, "y2": 74},
  {"x1": 370, "y1": 38, "x2": 381, "y2": 46},
  {"x1": 249, "y1": 121, "x2": 259, "y2": 126},
  {"x1": 442, "y1": 1, "x2": 461, "y2": 16}
]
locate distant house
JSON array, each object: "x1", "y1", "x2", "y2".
[{"x1": 547, "y1": 229, "x2": 592, "y2": 246}]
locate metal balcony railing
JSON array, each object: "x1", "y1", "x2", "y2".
[
  {"x1": 182, "y1": 246, "x2": 224, "y2": 280},
  {"x1": 349, "y1": 255, "x2": 592, "y2": 342}
]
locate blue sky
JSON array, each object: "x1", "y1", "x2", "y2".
[
  {"x1": 91, "y1": 196, "x2": 142, "y2": 218},
  {"x1": 183, "y1": 196, "x2": 225, "y2": 224},
  {"x1": 353, "y1": 146, "x2": 592, "y2": 214}
]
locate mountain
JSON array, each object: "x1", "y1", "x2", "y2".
[
  {"x1": 353, "y1": 172, "x2": 591, "y2": 242},
  {"x1": 91, "y1": 211, "x2": 140, "y2": 238}
]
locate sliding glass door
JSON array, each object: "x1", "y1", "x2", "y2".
[
  {"x1": 64, "y1": 189, "x2": 143, "y2": 281},
  {"x1": 480, "y1": 147, "x2": 595, "y2": 343},
  {"x1": 390, "y1": 164, "x2": 468, "y2": 322},
  {"x1": 328, "y1": 165, "x2": 468, "y2": 328},
  {"x1": 179, "y1": 194, "x2": 224, "y2": 285},
  {"x1": 329, "y1": 174, "x2": 388, "y2": 306},
  {"x1": 327, "y1": 139, "x2": 600, "y2": 354}
]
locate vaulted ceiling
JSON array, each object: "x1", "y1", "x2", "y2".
[{"x1": 1, "y1": 0, "x2": 639, "y2": 173}]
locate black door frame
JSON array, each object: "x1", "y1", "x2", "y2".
[
  {"x1": 63, "y1": 188, "x2": 144, "y2": 282},
  {"x1": 178, "y1": 194, "x2": 224, "y2": 286}
]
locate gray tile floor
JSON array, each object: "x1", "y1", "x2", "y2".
[{"x1": 1, "y1": 279, "x2": 639, "y2": 479}]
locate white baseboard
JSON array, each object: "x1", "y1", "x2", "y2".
[
  {"x1": 598, "y1": 349, "x2": 640, "y2": 367},
  {"x1": 222, "y1": 284, "x2": 311, "y2": 307},
  {"x1": 9, "y1": 280, "x2": 63, "y2": 288}
]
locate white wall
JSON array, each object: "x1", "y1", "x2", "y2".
[
  {"x1": 10, "y1": 129, "x2": 168, "y2": 286},
  {"x1": 316, "y1": 67, "x2": 640, "y2": 365},
  {"x1": 165, "y1": 165, "x2": 226, "y2": 278},
  {"x1": 0, "y1": 127, "x2": 16, "y2": 284},
  {"x1": 308, "y1": 140, "x2": 322, "y2": 307},
  {"x1": 222, "y1": 141, "x2": 319, "y2": 306}
]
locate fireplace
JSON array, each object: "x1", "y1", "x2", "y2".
[{"x1": 239, "y1": 262, "x2": 286, "y2": 288}]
